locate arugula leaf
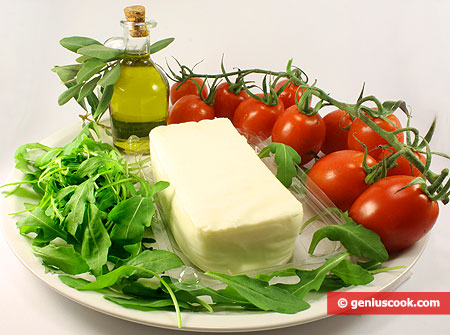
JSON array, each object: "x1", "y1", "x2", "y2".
[
  {"x1": 81, "y1": 204, "x2": 111, "y2": 276},
  {"x1": 330, "y1": 259, "x2": 374, "y2": 285},
  {"x1": 109, "y1": 196, "x2": 155, "y2": 246},
  {"x1": 259, "y1": 142, "x2": 301, "y2": 188},
  {"x1": 104, "y1": 296, "x2": 191, "y2": 311},
  {"x1": 205, "y1": 272, "x2": 310, "y2": 314},
  {"x1": 79, "y1": 250, "x2": 183, "y2": 291},
  {"x1": 17, "y1": 207, "x2": 67, "y2": 243},
  {"x1": 64, "y1": 178, "x2": 95, "y2": 236},
  {"x1": 32, "y1": 244, "x2": 89, "y2": 275},
  {"x1": 308, "y1": 221, "x2": 389, "y2": 262},
  {"x1": 276, "y1": 252, "x2": 349, "y2": 299}
]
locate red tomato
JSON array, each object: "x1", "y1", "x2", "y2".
[
  {"x1": 275, "y1": 79, "x2": 306, "y2": 108},
  {"x1": 378, "y1": 148, "x2": 427, "y2": 177},
  {"x1": 213, "y1": 82, "x2": 249, "y2": 120},
  {"x1": 306, "y1": 150, "x2": 377, "y2": 211},
  {"x1": 232, "y1": 95, "x2": 284, "y2": 140},
  {"x1": 167, "y1": 95, "x2": 215, "y2": 125},
  {"x1": 347, "y1": 113, "x2": 404, "y2": 158},
  {"x1": 170, "y1": 77, "x2": 208, "y2": 105},
  {"x1": 349, "y1": 175, "x2": 439, "y2": 252},
  {"x1": 271, "y1": 106, "x2": 326, "y2": 165},
  {"x1": 321, "y1": 109, "x2": 353, "y2": 155}
]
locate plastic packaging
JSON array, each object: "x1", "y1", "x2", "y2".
[{"x1": 133, "y1": 137, "x2": 345, "y2": 290}]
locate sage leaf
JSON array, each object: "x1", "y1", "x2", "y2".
[
  {"x1": 150, "y1": 37, "x2": 175, "y2": 54},
  {"x1": 93, "y1": 85, "x2": 114, "y2": 121},
  {"x1": 109, "y1": 196, "x2": 155, "y2": 246},
  {"x1": 58, "y1": 83, "x2": 83, "y2": 106},
  {"x1": 77, "y1": 44, "x2": 124, "y2": 61},
  {"x1": 205, "y1": 272, "x2": 310, "y2": 314},
  {"x1": 32, "y1": 244, "x2": 89, "y2": 275},
  {"x1": 51, "y1": 64, "x2": 82, "y2": 82},
  {"x1": 77, "y1": 59, "x2": 107, "y2": 84},
  {"x1": 81, "y1": 204, "x2": 111, "y2": 276},
  {"x1": 308, "y1": 221, "x2": 389, "y2": 262},
  {"x1": 78, "y1": 76, "x2": 100, "y2": 102},
  {"x1": 76, "y1": 55, "x2": 93, "y2": 63},
  {"x1": 60, "y1": 36, "x2": 102, "y2": 53},
  {"x1": 330, "y1": 259, "x2": 374, "y2": 285},
  {"x1": 98, "y1": 63, "x2": 121, "y2": 87}
]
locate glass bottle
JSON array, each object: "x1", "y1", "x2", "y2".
[{"x1": 109, "y1": 6, "x2": 169, "y2": 153}]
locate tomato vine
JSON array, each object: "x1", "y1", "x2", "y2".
[{"x1": 167, "y1": 59, "x2": 450, "y2": 204}]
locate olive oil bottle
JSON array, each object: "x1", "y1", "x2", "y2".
[{"x1": 109, "y1": 6, "x2": 169, "y2": 153}]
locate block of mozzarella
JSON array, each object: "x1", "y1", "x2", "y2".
[{"x1": 149, "y1": 118, "x2": 303, "y2": 274}]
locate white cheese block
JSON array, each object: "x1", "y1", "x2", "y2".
[{"x1": 149, "y1": 118, "x2": 303, "y2": 274}]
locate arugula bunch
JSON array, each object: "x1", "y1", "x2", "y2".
[{"x1": 3, "y1": 123, "x2": 398, "y2": 328}]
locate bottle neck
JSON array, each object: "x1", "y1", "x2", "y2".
[{"x1": 124, "y1": 35, "x2": 151, "y2": 56}]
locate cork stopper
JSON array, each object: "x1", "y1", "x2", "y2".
[{"x1": 124, "y1": 5, "x2": 148, "y2": 37}]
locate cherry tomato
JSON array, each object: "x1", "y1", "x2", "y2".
[
  {"x1": 275, "y1": 79, "x2": 306, "y2": 108},
  {"x1": 167, "y1": 95, "x2": 215, "y2": 125},
  {"x1": 170, "y1": 77, "x2": 208, "y2": 105},
  {"x1": 347, "y1": 113, "x2": 404, "y2": 158},
  {"x1": 306, "y1": 150, "x2": 377, "y2": 211},
  {"x1": 378, "y1": 148, "x2": 427, "y2": 177},
  {"x1": 321, "y1": 109, "x2": 353, "y2": 155},
  {"x1": 213, "y1": 82, "x2": 249, "y2": 120},
  {"x1": 271, "y1": 106, "x2": 325, "y2": 165},
  {"x1": 349, "y1": 175, "x2": 439, "y2": 252},
  {"x1": 232, "y1": 95, "x2": 284, "y2": 140}
]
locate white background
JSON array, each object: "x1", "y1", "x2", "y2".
[{"x1": 1, "y1": 0, "x2": 450, "y2": 334}]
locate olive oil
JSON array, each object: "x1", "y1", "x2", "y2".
[{"x1": 109, "y1": 6, "x2": 169, "y2": 153}]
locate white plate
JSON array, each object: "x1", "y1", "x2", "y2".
[{"x1": 0, "y1": 122, "x2": 429, "y2": 332}]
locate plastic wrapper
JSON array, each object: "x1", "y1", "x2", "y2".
[{"x1": 132, "y1": 135, "x2": 345, "y2": 290}]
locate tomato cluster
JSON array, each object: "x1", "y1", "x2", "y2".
[{"x1": 168, "y1": 78, "x2": 438, "y2": 254}]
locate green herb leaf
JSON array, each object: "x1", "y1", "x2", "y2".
[
  {"x1": 109, "y1": 196, "x2": 155, "y2": 246},
  {"x1": 60, "y1": 36, "x2": 102, "y2": 53},
  {"x1": 58, "y1": 83, "x2": 83, "y2": 106},
  {"x1": 79, "y1": 250, "x2": 183, "y2": 290},
  {"x1": 205, "y1": 272, "x2": 310, "y2": 314},
  {"x1": 75, "y1": 55, "x2": 93, "y2": 63},
  {"x1": 51, "y1": 64, "x2": 82, "y2": 82},
  {"x1": 98, "y1": 63, "x2": 121, "y2": 87},
  {"x1": 308, "y1": 220, "x2": 389, "y2": 262},
  {"x1": 276, "y1": 252, "x2": 349, "y2": 299},
  {"x1": 32, "y1": 244, "x2": 89, "y2": 275},
  {"x1": 77, "y1": 44, "x2": 124, "y2": 61},
  {"x1": 16, "y1": 207, "x2": 68, "y2": 243},
  {"x1": 64, "y1": 179, "x2": 95, "y2": 236},
  {"x1": 81, "y1": 204, "x2": 111, "y2": 276},
  {"x1": 76, "y1": 59, "x2": 107, "y2": 84},
  {"x1": 330, "y1": 259, "x2": 374, "y2": 285},
  {"x1": 105, "y1": 296, "x2": 188, "y2": 311},
  {"x1": 264, "y1": 142, "x2": 302, "y2": 188},
  {"x1": 93, "y1": 85, "x2": 114, "y2": 120},
  {"x1": 150, "y1": 37, "x2": 175, "y2": 54},
  {"x1": 78, "y1": 76, "x2": 101, "y2": 102}
]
